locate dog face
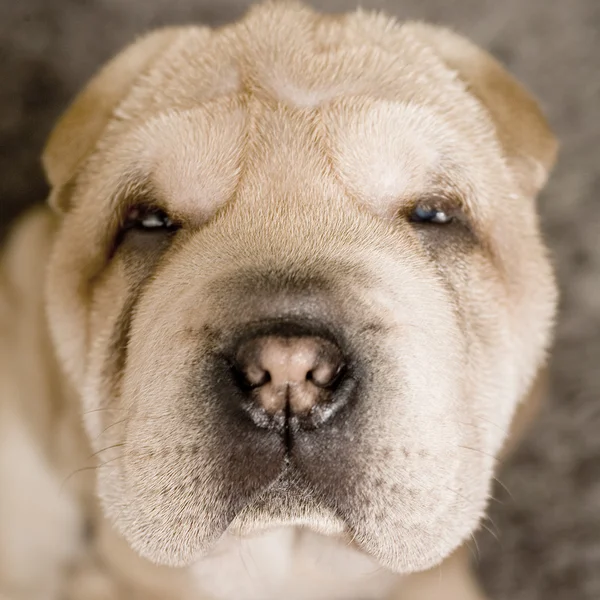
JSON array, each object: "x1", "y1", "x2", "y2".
[{"x1": 42, "y1": 2, "x2": 557, "y2": 576}]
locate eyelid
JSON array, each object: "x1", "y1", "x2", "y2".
[
  {"x1": 400, "y1": 194, "x2": 463, "y2": 222},
  {"x1": 410, "y1": 193, "x2": 461, "y2": 211},
  {"x1": 122, "y1": 204, "x2": 180, "y2": 229}
]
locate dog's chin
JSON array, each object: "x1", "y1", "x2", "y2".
[
  {"x1": 191, "y1": 487, "x2": 396, "y2": 600},
  {"x1": 204, "y1": 481, "x2": 469, "y2": 578},
  {"x1": 226, "y1": 479, "x2": 348, "y2": 540},
  {"x1": 192, "y1": 523, "x2": 398, "y2": 600}
]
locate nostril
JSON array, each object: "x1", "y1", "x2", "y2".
[
  {"x1": 308, "y1": 362, "x2": 345, "y2": 389},
  {"x1": 230, "y1": 363, "x2": 269, "y2": 392},
  {"x1": 243, "y1": 365, "x2": 271, "y2": 388}
]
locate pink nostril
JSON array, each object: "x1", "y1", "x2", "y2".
[
  {"x1": 309, "y1": 362, "x2": 343, "y2": 388},
  {"x1": 243, "y1": 364, "x2": 270, "y2": 388},
  {"x1": 235, "y1": 335, "x2": 345, "y2": 416}
]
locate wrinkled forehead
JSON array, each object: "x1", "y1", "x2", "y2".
[
  {"x1": 96, "y1": 102, "x2": 484, "y2": 219},
  {"x1": 84, "y1": 14, "x2": 505, "y2": 220}
]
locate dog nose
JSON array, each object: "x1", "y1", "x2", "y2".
[{"x1": 233, "y1": 334, "x2": 348, "y2": 429}]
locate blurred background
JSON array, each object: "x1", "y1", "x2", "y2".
[{"x1": 1, "y1": 0, "x2": 598, "y2": 598}]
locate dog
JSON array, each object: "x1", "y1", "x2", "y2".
[{"x1": 0, "y1": 2, "x2": 558, "y2": 599}]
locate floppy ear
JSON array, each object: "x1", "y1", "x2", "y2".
[
  {"x1": 42, "y1": 28, "x2": 181, "y2": 212},
  {"x1": 408, "y1": 24, "x2": 558, "y2": 196}
]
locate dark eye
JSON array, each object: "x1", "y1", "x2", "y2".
[
  {"x1": 410, "y1": 204, "x2": 453, "y2": 224},
  {"x1": 123, "y1": 206, "x2": 179, "y2": 232}
]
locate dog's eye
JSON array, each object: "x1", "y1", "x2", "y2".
[
  {"x1": 114, "y1": 206, "x2": 181, "y2": 256},
  {"x1": 123, "y1": 206, "x2": 178, "y2": 232},
  {"x1": 410, "y1": 205, "x2": 453, "y2": 225},
  {"x1": 405, "y1": 198, "x2": 479, "y2": 248}
]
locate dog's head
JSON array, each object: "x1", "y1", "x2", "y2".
[{"x1": 42, "y1": 2, "x2": 557, "y2": 577}]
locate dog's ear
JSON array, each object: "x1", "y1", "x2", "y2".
[
  {"x1": 42, "y1": 28, "x2": 180, "y2": 212},
  {"x1": 408, "y1": 24, "x2": 558, "y2": 196}
]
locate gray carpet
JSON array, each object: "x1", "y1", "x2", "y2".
[{"x1": 1, "y1": 1, "x2": 599, "y2": 598}]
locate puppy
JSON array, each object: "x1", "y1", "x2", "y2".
[{"x1": 0, "y1": 2, "x2": 558, "y2": 599}]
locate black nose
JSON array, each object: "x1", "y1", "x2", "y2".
[{"x1": 227, "y1": 324, "x2": 353, "y2": 432}]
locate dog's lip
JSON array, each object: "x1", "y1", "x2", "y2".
[
  {"x1": 219, "y1": 518, "x2": 356, "y2": 553},
  {"x1": 224, "y1": 512, "x2": 349, "y2": 539},
  {"x1": 200, "y1": 520, "x2": 366, "y2": 569}
]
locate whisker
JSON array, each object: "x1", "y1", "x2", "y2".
[
  {"x1": 487, "y1": 492, "x2": 505, "y2": 506},
  {"x1": 88, "y1": 443, "x2": 125, "y2": 461},
  {"x1": 469, "y1": 414, "x2": 508, "y2": 435},
  {"x1": 238, "y1": 540, "x2": 257, "y2": 584},
  {"x1": 469, "y1": 533, "x2": 481, "y2": 563},
  {"x1": 493, "y1": 476, "x2": 514, "y2": 501},
  {"x1": 456, "y1": 420, "x2": 494, "y2": 432},
  {"x1": 82, "y1": 406, "x2": 126, "y2": 416},
  {"x1": 440, "y1": 483, "x2": 474, "y2": 507},
  {"x1": 95, "y1": 417, "x2": 129, "y2": 441},
  {"x1": 60, "y1": 454, "x2": 124, "y2": 492},
  {"x1": 479, "y1": 520, "x2": 501, "y2": 545},
  {"x1": 457, "y1": 445, "x2": 499, "y2": 462}
]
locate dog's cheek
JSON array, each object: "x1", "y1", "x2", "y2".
[
  {"x1": 82, "y1": 261, "x2": 133, "y2": 442},
  {"x1": 416, "y1": 227, "x2": 522, "y2": 446},
  {"x1": 370, "y1": 243, "x2": 515, "y2": 570}
]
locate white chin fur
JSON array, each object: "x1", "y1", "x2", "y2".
[{"x1": 191, "y1": 527, "x2": 400, "y2": 600}]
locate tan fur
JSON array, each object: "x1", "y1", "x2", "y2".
[{"x1": 1, "y1": 2, "x2": 557, "y2": 599}]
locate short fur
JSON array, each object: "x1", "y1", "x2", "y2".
[{"x1": 0, "y1": 2, "x2": 557, "y2": 599}]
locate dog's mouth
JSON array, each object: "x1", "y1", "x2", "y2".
[
  {"x1": 224, "y1": 468, "x2": 349, "y2": 540},
  {"x1": 113, "y1": 380, "x2": 484, "y2": 575},
  {"x1": 115, "y1": 355, "x2": 481, "y2": 574}
]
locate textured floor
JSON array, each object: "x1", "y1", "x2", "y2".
[{"x1": 1, "y1": 1, "x2": 599, "y2": 598}]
